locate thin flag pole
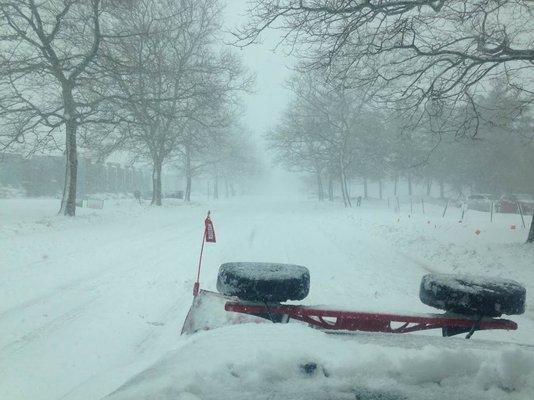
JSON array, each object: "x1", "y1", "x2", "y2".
[
  {"x1": 193, "y1": 210, "x2": 215, "y2": 296},
  {"x1": 193, "y1": 226, "x2": 207, "y2": 296}
]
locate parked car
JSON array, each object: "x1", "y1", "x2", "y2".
[
  {"x1": 466, "y1": 193, "x2": 495, "y2": 212},
  {"x1": 497, "y1": 194, "x2": 534, "y2": 215}
]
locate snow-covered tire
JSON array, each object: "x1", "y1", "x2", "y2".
[
  {"x1": 217, "y1": 262, "x2": 310, "y2": 303},
  {"x1": 420, "y1": 274, "x2": 526, "y2": 317}
]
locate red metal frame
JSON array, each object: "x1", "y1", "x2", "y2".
[{"x1": 225, "y1": 302, "x2": 517, "y2": 334}]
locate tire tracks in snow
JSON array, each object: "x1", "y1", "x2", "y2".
[
  {"x1": 308, "y1": 216, "x2": 438, "y2": 312},
  {"x1": 0, "y1": 223, "x2": 196, "y2": 320},
  {"x1": 319, "y1": 215, "x2": 439, "y2": 274},
  {"x1": 1, "y1": 220, "x2": 184, "y2": 277},
  {"x1": 0, "y1": 298, "x2": 99, "y2": 358},
  {"x1": 0, "y1": 224, "x2": 198, "y2": 357}
]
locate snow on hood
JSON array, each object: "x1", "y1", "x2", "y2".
[{"x1": 105, "y1": 324, "x2": 534, "y2": 400}]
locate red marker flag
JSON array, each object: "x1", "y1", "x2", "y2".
[{"x1": 204, "y1": 213, "x2": 216, "y2": 243}]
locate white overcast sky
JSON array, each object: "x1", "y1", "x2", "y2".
[
  {"x1": 222, "y1": 1, "x2": 294, "y2": 137},
  {"x1": 220, "y1": 1, "x2": 304, "y2": 195}
]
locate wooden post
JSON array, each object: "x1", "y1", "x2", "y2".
[
  {"x1": 490, "y1": 201, "x2": 494, "y2": 222},
  {"x1": 517, "y1": 201, "x2": 526, "y2": 228},
  {"x1": 442, "y1": 200, "x2": 449, "y2": 218},
  {"x1": 527, "y1": 214, "x2": 534, "y2": 243}
]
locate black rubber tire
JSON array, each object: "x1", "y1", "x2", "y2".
[
  {"x1": 420, "y1": 274, "x2": 526, "y2": 317},
  {"x1": 217, "y1": 262, "x2": 310, "y2": 303}
]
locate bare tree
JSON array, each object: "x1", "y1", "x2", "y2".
[
  {"x1": 267, "y1": 88, "x2": 329, "y2": 201},
  {"x1": 269, "y1": 70, "x2": 391, "y2": 206},
  {"x1": 294, "y1": 73, "x2": 356, "y2": 206},
  {"x1": 0, "y1": 0, "x2": 105, "y2": 215},
  {"x1": 238, "y1": 1, "x2": 534, "y2": 125},
  {"x1": 177, "y1": 100, "x2": 248, "y2": 202},
  {"x1": 217, "y1": 128, "x2": 263, "y2": 196},
  {"x1": 188, "y1": 122, "x2": 262, "y2": 200},
  {"x1": 239, "y1": 0, "x2": 534, "y2": 241},
  {"x1": 101, "y1": 0, "x2": 244, "y2": 205}
]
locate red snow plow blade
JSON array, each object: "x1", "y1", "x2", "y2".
[
  {"x1": 225, "y1": 301, "x2": 517, "y2": 336},
  {"x1": 181, "y1": 290, "x2": 517, "y2": 337}
]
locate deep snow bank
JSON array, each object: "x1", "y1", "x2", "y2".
[{"x1": 107, "y1": 324, "x2": 534, "y2": 400}]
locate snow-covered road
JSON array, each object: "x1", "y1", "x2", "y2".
[{"x1": 1, "y1": 197, "x2": 533, "y2": 399}]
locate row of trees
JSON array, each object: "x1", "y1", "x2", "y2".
[
  {"x1": 270, "y1": 74, "x2": 533, "y2": 205},
  {"x1": 268, "y1": 72, "x2": 387, "y2": 207},
  {"x1": 241, "y1": 0, "x2": 534, "y2": 243},
  {"x1": 0, "y1": 0, "x2": 259, "y2": 215}
]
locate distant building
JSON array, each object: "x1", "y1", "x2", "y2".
[{"x1": 0, "y1": 153, "x2": 150, "y2": 197}]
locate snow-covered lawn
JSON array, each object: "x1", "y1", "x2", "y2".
[{"x1": 1, "y1": 197, "x2": 533, "y2": 399}]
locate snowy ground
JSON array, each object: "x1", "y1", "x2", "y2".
[
  {"x1": 1, "y1": 196, "x2": 533, "y2": 399},
  {"x1": 109, "y1": 324, "x2": 534, "y2": 400}
]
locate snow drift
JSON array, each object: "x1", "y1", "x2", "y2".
[{"x1": 107, "y1": 324, "x2": 534, "y2": 400}]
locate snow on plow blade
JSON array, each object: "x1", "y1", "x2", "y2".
[{"x1": 181, "y1": 290, "x2": 267, "y2": 335}]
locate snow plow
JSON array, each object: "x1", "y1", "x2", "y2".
[
  {"x1": 182, "y1": 212, "x2": 526, "y2": 338},
  {"x1": 182, "y1": 262, "x2": 526, "y2": 339}
]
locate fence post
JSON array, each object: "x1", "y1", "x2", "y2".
[
  {"x1": 442, "y1": 199, "x2": 449, "y2": 218},
  {"x1": 517, "y1": 201, "x2": 526, "y2": 228},
  {"x1": 490, "y1": 201, "x2": 494, "y2": 223},
  {"x1": 461, "y1": 203, "x2": 466, "y2": 221}
]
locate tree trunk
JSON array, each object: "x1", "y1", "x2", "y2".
[
  {"x1": 59, "y1": 87, "x2": 78, "y2": 216},
  {"x1": 378, "y1": 179, "x2": 383, "y2": 200},
  {"x1": 527, "y1": 214, "x2": 534, "y2": 243},
  {"x1": 426, "y1": 179, "x2": 432, "y2": 196},
  {"x1": 339, "y1": 160, "x2": 352, "y2": 208},
  {"x1": 151, "y1": 157, "x2": 162, "y2": 206},
  {"x1": 340, "y1": 179, "x2": 347, "y2": 207},
  {"x1": 394, "y1": 175, "x2": 398, "y2": 196},
  {"x1": 363, "y1": 177, "x2": 368, "y2": 199},
  {"x1": 408, "y1": 174, "x2": 413, "y2": 196},
  {"x1": 344, "y1": 177, "x2": 352, "y2": 207},
  {"x1": 214, "y1": 175, "x2": 219, "y2": 200},
  {"x1": 59, "y1": 123, "x2": 78, "y2": 216},
  {"x1": 185, "y1": 146, "x2": 192, "y2": 202},
  {"x1": 439, "y1": 179, "x2": 445, "y2": 199},
  {"x1": 328, "y1": 177, "x2": 334, "y2": 201},
  {"x1": 316, "y1": 169, "x2": 324, "y2": 201},
  {"x1": 225, "y1": 179, "x2": 230, "y2": 198},
  {"x1": 185, "y1": 176, "x2": 192, "y2": 201}
]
